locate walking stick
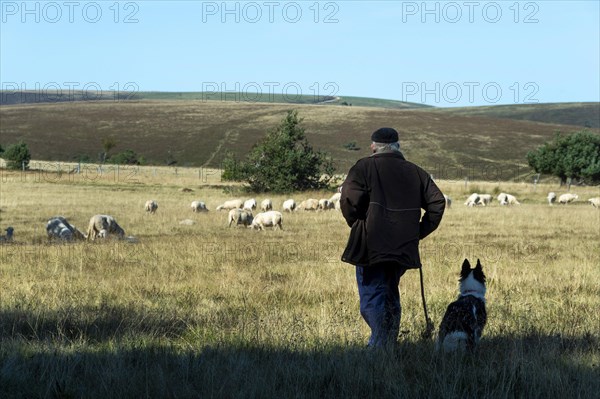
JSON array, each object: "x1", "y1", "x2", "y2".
[{"x1": 419, "y1": 266, "x2": 435, "y2": 339}]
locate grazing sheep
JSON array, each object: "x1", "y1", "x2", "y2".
[
  {"x1": 46, "y1": 216, "x2": 86, "y2": 241},
  {"x1": 216, "y1": 199, "x2": 243, "y2": 211},
  {"x1": 228, "y1": 209, "x2": 253, "y2": 228},
  {"x1": 558, "y1": 193, "x2": 578, "y2": 204},
  {"x1": 260, "y1": 199, "x2": 273, "y2": 212},
  {"x1": 328, "y1": 192, "x2": 341, "y2": 210},
  {"x1": 191, "y1": 200, "x2": 208, "y2": 212},
  {"x1": 547, "y1": 192, "x2": 557, "y2": 206},
  {"x1": 297, "y1": 198, "x2": 319, "y2": 211},
  {"x1": 251, "y1": 211, "x2": 283, "y2": 230},
  {"x1": 478, "y1": 194, "x2": 492, "y2": 206},
  {"x1": 318, "y1": 199, "x2": 332, "y2": 210},
  {"x1": 243, "y1": 198, "x2": 257, "y2": 211},
  {"x1": 464, "y1": 193, "x2": 480, "y2": 207},
  {"x1": 588, "y1": 197, "x2": 600, "y2": 208},
  {"x1": 443, "y1": 194, "x2": 452, "y2": 209},
  {"x1": 86, "y1": 215, "x2": 125, "y2": 240},
  {"x1": 282, "y1": 199, "x2": 296, "y2": 212},
  {"x1": 0, "y1": 227, "x2": 14, "y2": 242},
  {"x1": 498, "y1": 193, "x2": 520, "y2": 206},
  {"x1": 145, "y1": 200, "x2": 158, "y2": 214}
]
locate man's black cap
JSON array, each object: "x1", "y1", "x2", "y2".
[{"x1": 371, "y1": 127, "x2": 399, "y2": 143}]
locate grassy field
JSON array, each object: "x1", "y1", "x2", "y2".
[
  {"x1": 436, "y1": 102, "x2": 600, "y2": 128},
  {"x1": 0, "y1": 167, "x2": 598, "y2": 398},
  {"x1": 2, "y1": 100, "x2": 597, "y2": 174}
]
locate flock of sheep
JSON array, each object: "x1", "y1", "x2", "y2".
[
  {"x1": 1, "y1": 190, "x2": 598, "y2": 244},
  {"x1": 458, "y1": 192, "x2": 600, "y2": 208}
]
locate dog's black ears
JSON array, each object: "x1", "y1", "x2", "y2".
[
  {"x1": 476, "y1": 259, "x2": 483, "y2": 270},
  {"x1": 461, "y1": 259, "x2": 472, "y2": 276}
]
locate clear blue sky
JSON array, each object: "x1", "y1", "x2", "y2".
[{"x1": 1, "y1": 0, "x2": 599, "y2": 107}]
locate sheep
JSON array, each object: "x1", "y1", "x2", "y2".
[
  {"x1": 228, "y1": 208, "x2": 253, "y2": 228},
  {"x1": 191, "y1": 200, "x2": 208, "y2": 212},
  {"x1": 318, "y1": 199, "x2": 332, "y2": 210},
  {"x1": 260, "y1": 199, "x2": 273, "y2": 212},
  {"x1": 282, "y1": 199, "x2": 296, "y2": 212},
  {"x1": 251, "y1": 211, "x2": 283, "y2": 230},
  {"x1": 464, "y1": 193, "x2": 480, "y2": 207},
  {"x1": 547, "y1": 192, "x2": 557, "y2": 206},
  {"x1": 243, "y1": 198, "x2": 257, "y2": 211},
  {"x1": 0, "y1": 227, "x2": 14, "y2": 242},
  {"x1": 46, "y1": 216, "x2": 86, "y2": 241},
  {"x1": 558, "y1": 193, "x2": 578, "y2": 204},
  {"x1": 443, "y1": 194, "x2": 452, "y2": 209},
  {"x1": 498, "y1": 193, "x2": 520, "y2": 206},
  {"x1": 86, "y1": 215, "x2": 125, "y2": 240},
  {"x1": 297, "y1": 198, "x2": 319, "y2": 211},
  {"x1": 328, "y1": 192, "x2": 341, "y2": 211},
  {"x1": 478, "y1": 194, "x2": 492, "y2": 206},
  {"x1": 216, "y1": 199, "x2": 243, "y2": 211},
  {"x1": 588, "y1": 197, "x2": 600, "y2": 208},
  {"x1": 145, "y1": 200, "x2": 158, "y2": 214}
]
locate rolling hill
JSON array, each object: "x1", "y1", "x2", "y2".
[
  {"x1": 2, "y1": 98, "x2": 597, "y2": 178},
  {"x1": 435, "y1": 102, "x2": 599, "y2": 128}
]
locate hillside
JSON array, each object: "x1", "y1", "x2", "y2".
[
  {"x1": 434, "y1": 102, "x2": 599, "y2": 128},
  {"x1": 2, "y1": 100, "x2": 597, "y2": 177},
  {"x1": 0, "y1": 90, "x2": 431, "y2": 110}
]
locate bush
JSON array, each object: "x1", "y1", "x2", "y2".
[
  {"x1": 343, "y1": 141, "x2": 360, "y2": 151},
  {"x1": 526, "y1": 130, "x2": 600, "y2": 184},
  {"x1": 4, "y1": 141, "x2": 31, "y2": 170},
  {"x1": 108, "y1": 149, "x2": 144, "y2": 165},
  {"x1": 223, "y1": 110, "x2": 335, "y2": 192}
]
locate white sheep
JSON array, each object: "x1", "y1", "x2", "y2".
[
  {"x1": 328, "y1": 193, "x2": 341, "y2": 211},
  {"x1": 144, "y1": 200, "x2": 158, "y2": 214},
  {"x1": 547, "y1": 192, "x2": 557, "y2": 205},
  {"x1": 587, "y1": 197, "x2": 600, "y2": 208},
  {"x1": 558, "y1": 193, "x2": 578, "y2": 204},
  {"x1": 443, "y1": 194, "x2": 452, "y2": 209},
  {"x1": 228, "y1": 208, "x2": 253, "y2": 228},
  {"x1": 86, "y1": 215, "x2": 125, "y2": 240},
  {"x1": 243, "y1": 198, "x2": 257, "y2": 211},
  {"x1": 297, "y1": 198, "x2": 319, "y2": 211},
  {"x1": 464, "y1": 193, "x2": 480, "y2": 207},
  {"x1": 282, "y1": 199, "x2": 296, "y2": 212},
  {"x1": 260, "y1": 199, "x2": 273, "y2": 212},
  {"x1": 478, "y1": 194, "x2": 492, "y2": 206},
  {"x1": 251, "y1": 211, "x2": 283, "y2": 230},
  {"x1": 46, "y1": 216, "x2": 86, "y2": 241},
  {"x1": 318, "y1": 199, "x2": 332, "y2": 210},
  {"x1": 191, "y1": 200, "x2": 208, "y2": 212},
  {"x1": 216, "y1": 199, "x2": 243, "y2": 211},
  {"x1": 0, "y1": 227, "x2": 14, "y2": 242},
  {"x1": 498, "y1": 193, "x2": 520, "y2": 206}
]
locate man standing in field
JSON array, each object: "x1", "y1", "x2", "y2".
[{"x1": 340, "y1": 127, "x2": 446, "y2": 347}]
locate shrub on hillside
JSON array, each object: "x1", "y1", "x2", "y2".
[{"x1": 3, "y1": 141, "x2": 31, "y2": 170}]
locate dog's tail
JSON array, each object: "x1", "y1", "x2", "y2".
[{"x1": 440, "y1": 332, "x2": 468, "y2": 352}]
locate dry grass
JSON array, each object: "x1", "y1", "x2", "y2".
[{"x1": 1, "y1": 168, "x2": 599, "y2": 398}]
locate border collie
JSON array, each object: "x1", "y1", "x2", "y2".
[{"x1": 437, "y1": 259, "x2": 487, "y2": 352}]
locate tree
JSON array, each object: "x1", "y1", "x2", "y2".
[
  {"x1": 101, "y1": 137, "x2": 117, "y2": 163},
  {"x1": 108, "y1": 149, "x2": 144, "y2": 165},
  {"x1": 4, "y1": 141, "x2": 31, "y2": 170},
  {"x1": 224, "y1": 110, "x2": 335, "y2": 192},
  {"x1": 0, "y1": 144, "x2": 4, "y2": 155},
  {"x1": 526, "y1": 130, "x2": 600, "y2": 184}
]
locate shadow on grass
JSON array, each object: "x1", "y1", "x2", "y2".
[{"x1": 1, "y1": 307, "x2": 598, "y2": 399}]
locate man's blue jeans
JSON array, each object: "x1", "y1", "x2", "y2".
[{"x1": 356, "y1": 263, "x2": 406, "y2": 347}]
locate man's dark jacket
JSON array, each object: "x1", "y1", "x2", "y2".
[{"x1": 340, "y1": 151, "x2": 445, "y2": 269}]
